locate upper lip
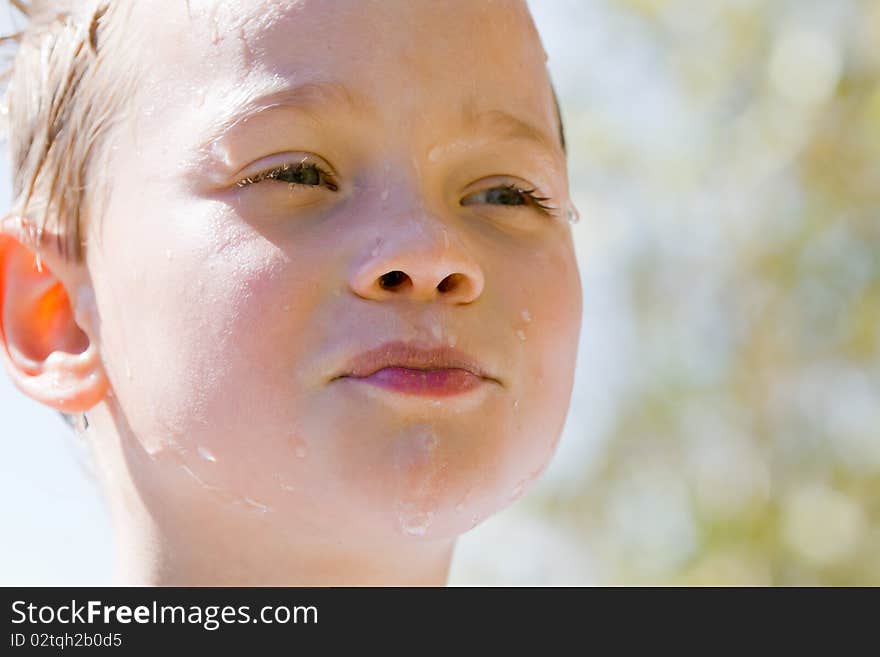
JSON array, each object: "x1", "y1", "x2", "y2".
[{"x1": 334, "y1": 340, "x2": 500, "y2": 384}]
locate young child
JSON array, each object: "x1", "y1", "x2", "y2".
[{"x1": 0, "y1": 0, "x2": 582, "y2": 585}]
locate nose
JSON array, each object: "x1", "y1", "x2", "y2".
[{"x1": 349, "y1": 215, "x2": 484, "y2": 304}]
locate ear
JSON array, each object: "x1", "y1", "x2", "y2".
[{"x1": 0, "y1": 214, "x2": 109, "y2": 413}]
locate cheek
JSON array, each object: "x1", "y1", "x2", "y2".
[
  {"x1": 98, "y1": 202, "x2": 325, "y2": 498},
  {"x1": 483, "y1": 239, "x2": 582, "y2": 507}
]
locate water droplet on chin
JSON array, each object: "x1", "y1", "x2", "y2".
[
  {"x1": 197, "y1": 446, "x2": 217, "y2": 463},
  {"x1": 399, "y1": 510, "x2": 433, "y2": 536},
  {"x1": 520, "y1": 309, "x2": 532, "y2": 323},
  {"x1": 447, "y1": 333, "x2": 458, "y2": 347},
  {"x1": 165, "y1": 249, "x2": 172, "y2": 260},
  {"x1": 272, "y1": 472, "x2": 299, "y2": 493},
  {"x1": 431, "y1": 323, "x2": 442, "y2": 340},
  {"x1": 516, "y1": 329, "x2": 527, "y2": 341}
]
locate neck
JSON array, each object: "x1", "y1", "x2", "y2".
[{"x1": 111, "y1": 511, "x2": 457, "y2": 586}]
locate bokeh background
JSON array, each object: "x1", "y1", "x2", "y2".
[{"x1": 1, "y1": 0, "x2": 878, "y2": 585}]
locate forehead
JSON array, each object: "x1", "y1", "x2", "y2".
[{"x1": 127, "y1": 0, "x2": 556, "y2": 150}]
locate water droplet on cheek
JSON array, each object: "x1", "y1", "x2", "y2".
[
  {"x1": 380, "y1": 188, "x2": 389, "y2": 201},
  {"x1": 516, "y1": 329, "x2": 527, "y2": 341},
  {"x1": 124, "y1": 359, "x2": 132, "y2": 380},
  {"x1": 289, "y1": 434, "x2": 308, "y2": 459},
  {"x1": 520, "y1": 309, "x2": 532, "y2": 323},
  {"x1": 242, "y1": 496, "x2": 270, "y2": 513},
  {"x1": 165, "y1": 249, "x2": 172, "y2": 261},
  {"x1": 509, "y1": 480, "x2": 526, "y2": 501},
  {"x1": 197, "y1": 446, "x2": 217, "y2": 463}
]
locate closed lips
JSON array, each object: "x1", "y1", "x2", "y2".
[{"x1": 334, "y1": 340, "x2": 499, "y2": 384}]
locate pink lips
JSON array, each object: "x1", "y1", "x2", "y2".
[
  {"x1": 334, "y1": 340, "x2": 498, "y2": 396},
  {"x1": 360, "y1": 366, "x2": 484, "y2": 396}
]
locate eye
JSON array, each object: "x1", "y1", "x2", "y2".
[
  {"x1": 461, "y1": 183, "x2": 558, "y2": 217},
  {"x1": 235, "y1": 158, "x2": 339, "y2": 191}
]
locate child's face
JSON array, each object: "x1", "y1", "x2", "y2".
[{"x1": 91, "y1": 0, "x2": 581, "y2": 540}]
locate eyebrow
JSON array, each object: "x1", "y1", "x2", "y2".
[
  {"x1": 199, "y1": 79, "x2": 566, "y2": 157},
  {"x1": 198, "y1": 80, "x2": 362, "y2": 147}
]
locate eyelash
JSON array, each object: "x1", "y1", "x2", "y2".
[
  {"x1": 236, "y1": 161, "x2": 339, "y2": 191},
  {"x1": 235, "y1": 162, "x2": 558, "y2": 216},
  {"x1": 483, "y1": 183, "x2": 558, "y2": 216}
]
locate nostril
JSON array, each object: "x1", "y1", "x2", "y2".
[
  {"x1": 437, "y1": 273, "x2": 463, "y2": 293},
  {"x1": 379, "y1": 270, "x2": 409, "y2": 289}
]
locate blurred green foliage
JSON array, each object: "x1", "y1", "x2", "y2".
[{"x1": 536, "y1": 0, "x2": 879, "y2": 585}]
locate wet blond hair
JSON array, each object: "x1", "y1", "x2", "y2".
[
  {"x1": 1, "y1": 0, "x2": 134, "y2": 262},
  {"x1": 1, "y1": 1, "x2": 136, "y2": 431}
]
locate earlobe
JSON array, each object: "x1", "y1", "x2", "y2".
[{"x1": 0, "y1": 217, "x2": 109, "y2": 413}]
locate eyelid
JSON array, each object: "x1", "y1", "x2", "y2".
[{"x1": 461, "y1": 174, "x2": 550, "y2": 198}]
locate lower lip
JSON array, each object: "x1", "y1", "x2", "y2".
[{"x1": 345, "y1": 367, "x2": 486, "y2": 396}]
